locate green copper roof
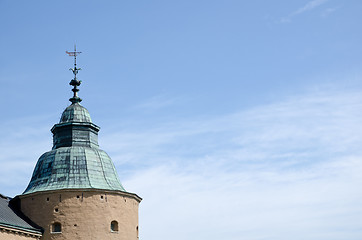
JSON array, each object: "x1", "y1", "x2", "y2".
[
  {"x1": 23, "y1": 146, "x2": 125, "y2": 193},
  {"x1": 23, "y1": 102, "x2": 126, "y2": 194},
  {"x1": 60, "y1": 103, "x2": 91, "y2": 123}
]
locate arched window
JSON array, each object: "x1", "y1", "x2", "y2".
[
  {"x1": 52, "y1": 222, "x2": 62, "y2": 233},
  {"x1": 111, "y1": 221, "x2": 118, "y2": 232}
]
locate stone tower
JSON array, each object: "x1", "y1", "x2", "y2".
[{"x1": 14, "y1": 50, "x2": 141, "y2": 240}]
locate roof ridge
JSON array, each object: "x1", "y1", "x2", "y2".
[{"x1": 0, "y1": 194, "x2": 9, "y2": 200}]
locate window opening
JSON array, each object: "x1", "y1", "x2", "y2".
[
  {"x1": 111, "y1": 221, "x2": 118, "y2": 232},
  {"x1": 52, "y1": 222, "x2": 62, "y2": 233}
]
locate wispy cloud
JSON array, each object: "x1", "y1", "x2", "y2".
[
  {"x1": 110, "y1": 85, "x2": 362, "y2": 240},
  {"x1": 105, "y1": 86, "x2": 362, "y2": 169},
  {"x1": 0, "y1": 114, "x2": 54, "y2": 196},
  {"x1": 127, "y1": 157, "x2": 362, "y2": 240},
  {"x1": 321, "y1": 7, "x2": 338, "y2": 18},
  {"x1": 293, "y1": 0, "x2": 329, "y2": 15},
  {"x1": 132, "y1": 94, "x2": 185, "y2": 112},
  {"x1": 281, "y1": 0, "x2": 330, "y2": 23}
]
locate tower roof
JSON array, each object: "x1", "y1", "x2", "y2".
[
  {"x1": 60, "y1": 103, "x2": 92, "y2": 123},
  {"x1": 23, "y1": 145, "x2": 125, "y2": 194},
  {"x1": 23, "y1": 50, "x2": 126, "y2": 195}
]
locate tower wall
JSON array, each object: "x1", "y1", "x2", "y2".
[{"x1": 18, "y1": 190, "x2": 140, "y2": 240}]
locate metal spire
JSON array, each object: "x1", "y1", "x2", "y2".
[{"x1": 66, "y1": 45, "x2": 82, "y2": 104}]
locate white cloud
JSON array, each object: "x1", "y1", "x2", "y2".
[
  {"x1": 321, "y1": 7, "x2": 338, "y2": 18},
  {"x1": 281, "y1": 0, "x2": 330, "y2": 23},
  {"x1": 132, "y1": 94, "x2": 185, "y2": 112},
  {"x1": 114, "y1": 86, "x2": 362, "y2": 240},
  {"x1": 293, "y1": 0, "x2": 329, "y2": 15},
  {"x1": 0, "y1": 115, "x2": 54, "y2": 196},
  {"x1": 126, "y1": 156, "x2": 362, "y2": 240},
  {"x1": 105, "y1": 86, "x2": 362, "y2": 168}
]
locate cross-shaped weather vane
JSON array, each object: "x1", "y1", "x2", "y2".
[
  {"x1": 66, "y1": 45, "x2": 82, "y2": 79},
  {"x1": 66, "y1": 45, "x2": 83, "y2": 104}
]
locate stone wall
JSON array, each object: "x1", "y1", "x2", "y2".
[{"x1": 18, "y1": 189, "x2": 141, "y2": 240}]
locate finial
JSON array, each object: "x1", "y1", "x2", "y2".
[{"x1": 66, "y1": 45, "x2": 83, "y2": 104}]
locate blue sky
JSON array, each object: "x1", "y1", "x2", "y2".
[{"x1": 1, "y1": 0, "x2": 362, "y2": 239}]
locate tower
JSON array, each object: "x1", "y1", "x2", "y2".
[{"x1": 15, "y1": 49, "x2": 141, "y2": 240}]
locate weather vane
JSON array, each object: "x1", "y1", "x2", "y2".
[
  {"x1": 66, "y1": 45, "x2": 83, "y2": 104},
  {"x1": 66, "y1": 44, "x2": 82, "y2": 79}
]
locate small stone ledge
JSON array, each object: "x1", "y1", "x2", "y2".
[{"x1": 18, "y1": 188, "x2": 142, "y2": 203}]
